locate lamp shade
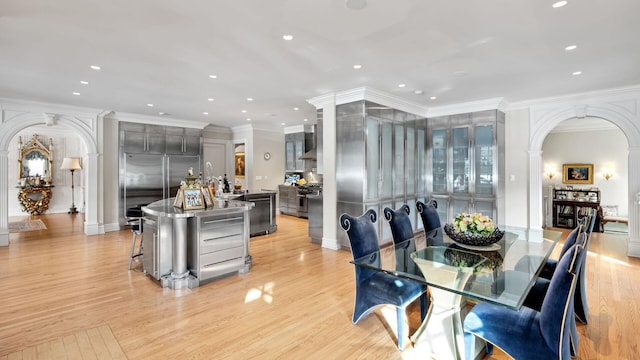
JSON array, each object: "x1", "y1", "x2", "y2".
[{"x1": 60, "y1": 157, "x2": 82, "y2": 170}]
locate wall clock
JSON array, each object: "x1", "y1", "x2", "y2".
[{"x1": 263, "y1": 152, "x2": 271, "y2": 161}]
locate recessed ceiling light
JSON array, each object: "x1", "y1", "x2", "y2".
[
  {"x1": 209, "y1": 74, "x2": 217, "y2": 79},
  {"x1": 572, "y1": 71, "x2": 582, "y2": 75},
  {"x1": 353, "y1": 64, "x2": 362, "y2": 69},
  {"x1": 241, "y1": 110, "x2": 247, "y2": 113},
  {"x1": 345, "y1": 0, "x2": 367, "y2": 10},
  {"x1": 90, "y1": 65, "x2": 101, "y2": 70},
  {"x1": 247, "y1": 98, "x2": 254, "y2": 102},
  {"x1": 247, "y1": 118, "x2": 252, "y2": 121},
  {"x1": 281, "y1": 122, "x2": 286, "y2": 126},
  {"x1": 552, "y1": 1, "x2": 568, "y2": 8},
  {"x1": 282, "y1": 34, "x2": 293, "y2": 41},
  {"x1": 430, "y1": 96, "x2": 437, "y2": 100},
  {"x1": 413, "y1": 90, "x2": 423, "y2": 95},
  {"x1": 72, "y1": 92, "x2": 81, "y2": 96},
  {"x1": 293, "y1": 107, "x2": 299, "y2": 111},
  {"x1": 398, "y1": 84, "x2": 406, "y2": 88},
  {"x1": 565, "y1": 45, "x2": 577, "y2": 51},
  {"x1": 147, "y1": 103, "x2": 154, "y2": 107},
  {"x1": 203, "y1": 112, "x2": 209, "y2": 115},
  {"x1": 159, "y1": 112, "x2": 166, "y2": 116},
  {"x1": 208, "y1": 98, "x2": 214, "y2": 102},
  {"x1": 80, "y1": 81, "x2": 89, "y2": 85},
  {"x1": 303, "y1": 118, "x2": 308, "y2": 122}
]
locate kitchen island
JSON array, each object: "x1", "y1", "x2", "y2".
[{"x1": 141, "y1": 197, "x2": 253, "y2": 289}]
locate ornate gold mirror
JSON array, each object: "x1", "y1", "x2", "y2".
[{"x1": 18, "y1": 134, "x2": 54, "y2": 186}]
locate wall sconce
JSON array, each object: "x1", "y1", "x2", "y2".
[
  {"x1": 602, "y1": 169, "x2": 613, "y2": 180},
  {"x1": 544, "y1": 169, "x2": 554, "y2": 179}
]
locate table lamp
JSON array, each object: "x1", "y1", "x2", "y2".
[{"x1": 60, "y1": 157, "x2": 82, "y2": 214}]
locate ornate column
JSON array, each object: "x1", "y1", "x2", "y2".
[{"x1": 627, "y1": 146, "x2": 640, "y2": 256}]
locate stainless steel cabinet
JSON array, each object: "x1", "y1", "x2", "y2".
[
  {"x1": 336, "y1": 100, "x2": 426, "y2": 246},
  {"x1": 278, "y1": 185, "x2": 298, "y2": 216},
  {"x1": 166, "y1": 127, "x2": 202, "y2": 155},
  {"x1": 285, "y1": 132, "x2": 312, "y2": 171},
  {"x1": 142, "y1": 214, "x2": 173, "y2": 280},
  {"x1": 427, "y1": 110, "x2": 505, "y2": 224},
  {"x1": 121, "y1": 123, "x2": 166, "y2": 154},
  {"x1": 187, "y1": 211, "x2": 249, "y2": 282}
]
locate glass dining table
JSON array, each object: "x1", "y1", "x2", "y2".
[{"x1": 351, "y1": 226, "x2": 562, "y2": 360}]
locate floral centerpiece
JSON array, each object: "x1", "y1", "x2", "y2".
[{"x1": 444, "y1": 212, "x2": 504, "y2": 247}]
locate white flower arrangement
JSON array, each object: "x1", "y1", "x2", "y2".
[{"x1": 452, "y1": 212, "x2": 495, "y2": 235}]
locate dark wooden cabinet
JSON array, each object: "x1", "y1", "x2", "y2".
[{"x1": 552, "y1": 188, "x2": 600, "y2": 229}]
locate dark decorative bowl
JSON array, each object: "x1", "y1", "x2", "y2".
[{"x1": 444, "y1": 223, "x2": 505, "y2": 247}]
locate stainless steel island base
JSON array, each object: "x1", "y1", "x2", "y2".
[{"x1": 142, "y1": 197, "x2": 253, "y2": 288}]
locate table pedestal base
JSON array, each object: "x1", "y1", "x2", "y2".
[{"x1": 161, "y1": 274, "x2": 199, "y2": 289}]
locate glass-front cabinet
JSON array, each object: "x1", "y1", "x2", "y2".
[{"x1": 427, "y1": 110, "x2": 505, "y2": 225}]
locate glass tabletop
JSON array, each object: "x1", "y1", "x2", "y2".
[{"x1": 351, "y1": 226, "x2": 561, "y2": 310}]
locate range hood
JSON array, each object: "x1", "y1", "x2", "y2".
[{"x1": 299, "y1": 125, "x2": 317, "y2": 160}]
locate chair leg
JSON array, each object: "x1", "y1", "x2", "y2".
[
  {"x1": 128, "y1": 231, "x2": 137, "y2": 270},
  {"x1": 396, "y1": 307, "x2": 406, "y2": 351}
]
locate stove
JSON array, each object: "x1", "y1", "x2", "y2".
[{"x1": 296, "y1": 183, "x2": 322, "y2": 196}]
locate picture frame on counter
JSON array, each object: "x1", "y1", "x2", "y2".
[
  {"x1": 173, "y1": 188, "x2": 184, "y2": 208},
  {"x1": 201, "y1": 187, "x2": 213, "y2": 207},
  {"x1": 182, "y1": 188, "x2": 205, "y2": 210}
]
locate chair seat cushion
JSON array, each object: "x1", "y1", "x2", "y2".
[
  {"x1": 465, "y1": 302, "x2": 556, "y2": 359},
  {"x1": 358, "y1": 271, "x2": 425, "y2": 307}
]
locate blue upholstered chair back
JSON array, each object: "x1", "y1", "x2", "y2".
[
  {"x1": 416, "y1": 199, "x2": 441, "y2": 232},
  {"x1": 383, "y1": 205, "x2": 414, "y2": 244},
  {"x1": 539, "y1": 243, "x2": 585, "y2": 358},
  {"x1": 339, "y1": 209, "x2": 379, "y2": 260}
]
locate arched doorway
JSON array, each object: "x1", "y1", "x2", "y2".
[
  {"x1": 0, "y1": 112, "x2": 101, "y2": 246},
  {"x1": 540, "y1": 117, "x2": 628, "y2": 230},
  {"x1": 529, "y1": 102, "x2": 640, "y2": 257}
]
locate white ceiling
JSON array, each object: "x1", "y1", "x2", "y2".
[{"x1": 1, "y1": 0, "x2": 639, "y2": 130}]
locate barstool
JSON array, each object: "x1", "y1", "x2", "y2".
[{"x1": 127, "y1": 207, "x2": 144, "y2": 270}]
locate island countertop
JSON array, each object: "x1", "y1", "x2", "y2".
[{"x1": 142, "y1": 197, "x2": 254, "y2": 218}]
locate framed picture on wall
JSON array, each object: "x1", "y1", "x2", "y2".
[
  {"x1": 563, "y1": 163, "x2": 594, "y2": 184},
  {"x1": 235, "y1": 152, "x2": 245, "y2": 178}
]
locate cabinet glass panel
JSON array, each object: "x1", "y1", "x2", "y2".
[
  {"x1": 366, "y1": 117, "x2": 380, "y2": 200},
  {"x1": 452, "y1": 127, "x2": 469, "y2": 194},
  {"x1": 417, "y1": 128, "x2": 426, "y2": 194},
  {"x1": 474, "y1": 200, "x2": 495, "y2": 219},
  {"x1": 394, "y1": 123, "x2": 405, "y2": 198},
  {"x1": 295, "y1": 138, "x2": 304, "y2": 170},
  {"x1": 433, "y1": 197, "x2": 449, "y2": 225},
  {"x1": 432, "y1": 129, "x2": 447, "y2": 193},
  {"x1": 475, "y1": 125, "x2": 494, "y2": 195},
  {"x1": 406, "y1": 126, "x2": 415, "y2": 195},
  {"x1": 285, "y1": 142, "x2": 294, "y2": 170},
  {"x1": 381, "y1": 122, "x2": 393, "y2": 198},
  {"x1": 452, "y1": 198, "x2": 471, "y2": 217}
]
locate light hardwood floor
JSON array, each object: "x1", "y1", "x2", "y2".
[{"x1": 1, "y1": 214, "x2": 639, "y2": 359}]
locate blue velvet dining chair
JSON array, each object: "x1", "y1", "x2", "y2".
[
  {"x1": 464, "y1": 243, "x2": 586, "y2": 360},
  {"x1": 340, "y1": 209, "x2": 427, "y2": 351},
  {"x1": 383, "y1": 205, "x2": 414, "y2": 244},
  {"x1": 522, "y1": 228, "x2": 587, "y2": 358},
  {"x1": 416, "y1": 199, "x2": 441, "y2": 233}
]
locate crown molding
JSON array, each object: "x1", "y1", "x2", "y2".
[
  {"x1": 508, "y1": 84, "x2": 640, "y2": 110},
  {"x1": 114, "y1": 111, "x2": 209, "y2": 129},
  {"x1": 0, "y1": 97, "x2": 106, "y2": 118},
  {"x1": 426, "y1": 97, "x2": 508, "y2": 118}
]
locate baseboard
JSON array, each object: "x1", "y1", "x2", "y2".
[
  {"x1": 104, "y1": 222, "x2": 122, "y2": 233},
  {"x1": 321, "y1": 237, "x2": 340, "y2": 250}
]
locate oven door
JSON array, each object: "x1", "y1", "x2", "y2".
[{"x1": 296, "y1": 194, "x2": 308, "y2": 214}]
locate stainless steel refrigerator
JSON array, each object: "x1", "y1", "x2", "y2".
[{"x1": 119, "y1": 122, "x2": 202, "y2": 226}]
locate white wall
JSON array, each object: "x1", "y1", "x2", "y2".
[
  {"x1": 542, "y1": 126, "x2": 628, "y2": 216},
  {"x1": 251, "y1": 128, "x2": 285, "y2": 192},
  {"x1": 504, "y1": 108, "x2": 532, "y2": 228}
]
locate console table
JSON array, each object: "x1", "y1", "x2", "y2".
[{"x1": 17, "y1": 186, "x2": 54, "y2": 215}]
